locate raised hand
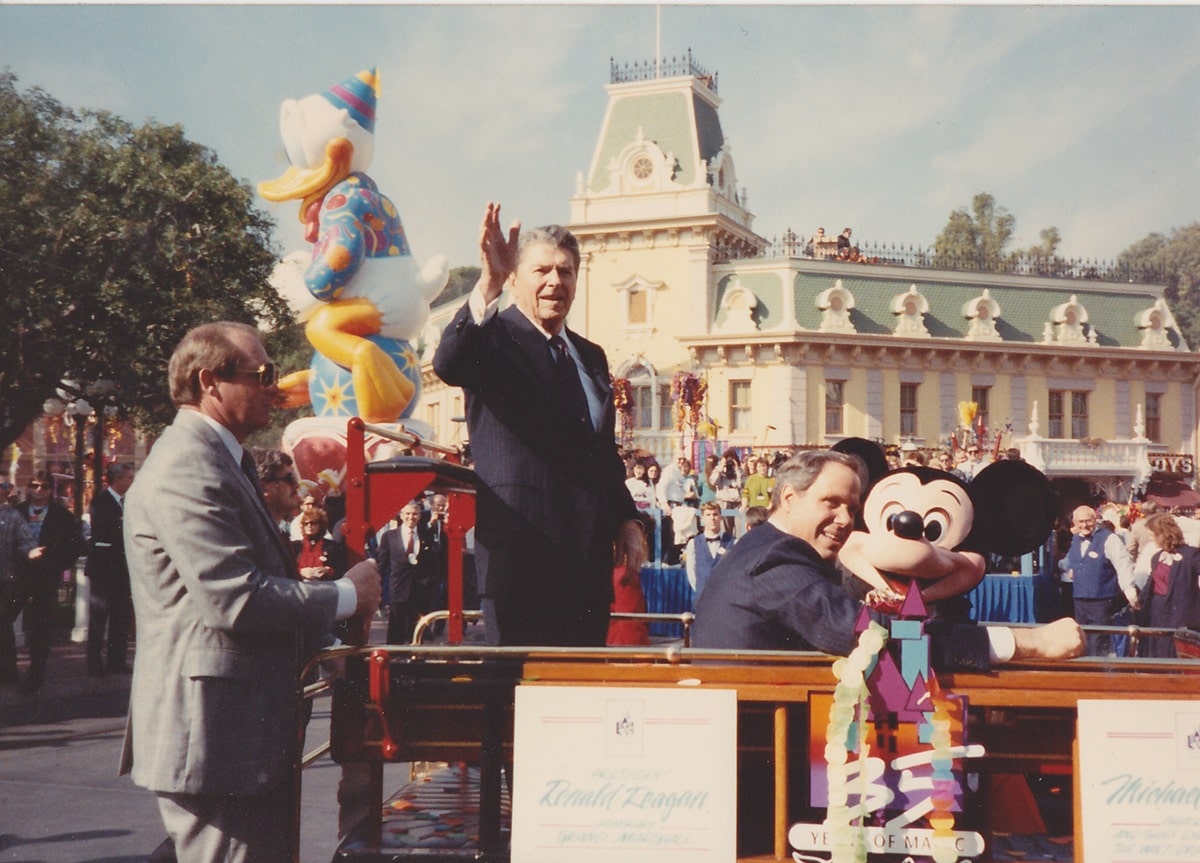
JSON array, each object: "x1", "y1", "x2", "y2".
[{"x1": 478, "y1": 201, "x2": 521, "y2": 303}]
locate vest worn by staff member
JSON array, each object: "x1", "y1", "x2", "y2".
[
  {"x1": 1066, "y1": 526, "x2": 1119, "y2": 599},
  {"x1": 691, "y1": 533, "x2": 733, "y2": 599}
]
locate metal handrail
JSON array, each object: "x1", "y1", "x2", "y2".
[
  {"x1": 358, "y1": 420, "x2": 462, "y2": 459},
  {"x1": 411, "y1": 609, "x2": 697, "y2": 647}
]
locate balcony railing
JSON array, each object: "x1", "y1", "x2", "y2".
[
  {"x1": 610, "y1": 50, "x2": 718, "y2": 93},
  {"x1": 1020, "y1": 436, "x2": 1154, "y2": 487},
  {"x1": 721, "y1": 231, "x2": 1162, "y2": 285}
]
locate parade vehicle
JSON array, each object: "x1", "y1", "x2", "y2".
[{"x1": 290, "y1": 419, "x2": 1200, "y2": 863}]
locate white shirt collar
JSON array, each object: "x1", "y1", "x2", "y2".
[{"x1": 189, "y1": 409, "x2": 243, "y2": 465}]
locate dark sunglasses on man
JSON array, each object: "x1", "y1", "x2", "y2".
[{"x1": 228, "y1": 362, "x2": 279, "y2": 388}]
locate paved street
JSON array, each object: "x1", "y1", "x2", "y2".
[{"x1": 0, "y1": 634, "x2": 407, "y2": 863}]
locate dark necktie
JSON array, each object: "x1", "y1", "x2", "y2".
[
  {"x1": 406, "y1": 530, "x2": 415, "y2": 555},
  {"x1": 549, "y1": 334, "x2": 592, "y2": 430},
  {"x1": 240, "y1": 450, "x2": 265, "y2": 499}
]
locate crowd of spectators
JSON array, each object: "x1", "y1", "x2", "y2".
[{"x1": 1047, "y1": 497, "x2": 1200, "y2": 658}]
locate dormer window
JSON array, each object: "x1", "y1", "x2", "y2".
[{"x1": 614, "y1": 274, "x2": 664, "y2": 332}]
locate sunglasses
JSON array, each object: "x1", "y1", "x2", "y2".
[
  {"x1": 266, "y1": 474, "x2": 298, "y2": 486},
  {"x1": 29, "y1": 482, "x2": 48, "y2": 490},
  {"x1": 229, "y1": 362, "x2": 278, "y2": 387}
]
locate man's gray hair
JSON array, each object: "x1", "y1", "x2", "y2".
[
  {"x1": 104, "y1": 462, "x2": 134, "y2": 484},
  {"x1": 518, "y1": 225, "x2": 581, "y2": 274},
  {"x1": 771, "y1": 449, "x2": 868, "y2": 510}
]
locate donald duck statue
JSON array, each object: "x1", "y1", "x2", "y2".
[{"x1": 259, "y1": 68, "x2": 448, "y2": 425}]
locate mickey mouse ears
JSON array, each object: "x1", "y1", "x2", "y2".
[
  {"x1": 968, "y1": 460, "x2": 1056, "y2": 556},
  {"x1": 831, "y1": 437, "x2": 889, "y2": 484}
]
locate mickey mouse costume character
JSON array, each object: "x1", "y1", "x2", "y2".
[
  {"x1": 837, "y1": 448, "x2": 1059, "y2": 623},
  {"x1": 692, "y1": 444, "x2": 1083, "y2": 665}
]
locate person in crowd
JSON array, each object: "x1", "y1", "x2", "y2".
[
  {"x1": 433, "y1": 204, "x2": 645, "y2": 646},
  {"x1": 658, "y1": 451, "x2": 698, "y2": 561},
  {"x1": 0, "y1": 486, "x2": 40, "y2": 686},
  {"x1": 682, "y1": 458, "x2": 700, "y2": 507},
  {"x1": 645, "y1": 461, "x2": 663, "y2": 496},
  {"x1": 289, "y1": 488, "x2": 323, "y2": 541},
  {"x1": 85, "y1": 462, "x2": 136, "y2": 677},
  {"x1": 1059, "y1": 505, "x2": 1137, "y2": 656},
  {"x1": 710, "y1": 451, "x2": 744, "y2": 505},
  {"x1": 254, "y1": 448, "x2": 302, "y2": 537},
  {"x1": 836, "y1": 227, "x2": 853, "y2": 255},
  {"x1": 885, "y1": 449, "x2": 902, "y2": 470},
  {"x1": 1004, "y1": 447, "x2": 1024, "y2": 461},
  {"x1": 1136, "y1": 512, "x2": 1200, "y2": 658},
  {"x1": 742, "y1": 455, "x2": 775, "y2": 510},
  {"x1": 692, "y1": 449, "x2": 1084, "y2": 665},
  {"x1": 120, "y1": 321, "x2": 380, "y2": 863},
  {"x1": 901, "y1": 450, "x2": 927, "y2": 468},
  {"x1": 743, "y1": 506, "x2": 770, "y2": 531},
  {"x1": 645, "y1": 461, "x2": 677, "y2": 564},
  {"x1": 935, "y1": 449, "x2": 966, "y2": 479},
  {"x1": 378, "y1": 500, "x2": 437, "y2": 644},
  {"x1": 685, "y1": 501, "x2": 734, "y2": 599},
  {"x1": 423, "y1": 493, "x2": 449, "y2": 546},
  {"x1": 607, "y1": 556, "x2": 650, "y2": 647},
  {"x1": 294, "y1": 507, "x2": 345, "y2": 582},
  {"x1": 960, "y1": 444, "x2": 990, "y2": 480},
  {"x1": 657, "y1": 450, "x2": 692, "y2": 512},
  {"x1": 420, "y1": 493, "x2": 451, "y2": 627},
  {"x1": 625, "y1": 459, "x2": 654, "y2": 512},
  {"x1": 14, "y1": 469, "x2": 84, "y2": 696},
  {"x1": 810, "y1": 227, "x2": 827, "y2": 256},
  {"x1": 695, "y1": 454, "x2": 720, "y2": 505}
]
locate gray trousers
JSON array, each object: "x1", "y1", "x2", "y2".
[{"x1": 156, "y1": 784, "x2": 290, "y2": 863}]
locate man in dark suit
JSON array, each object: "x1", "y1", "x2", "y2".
[
  {"x1": 16, "y1": 469, "x2": 83, "y2": 695},
  {"x1": 693, "y1": 450, "x2": 1084, "y2": 666},
  {"x1": 120, "y1": 321, "x2": 380, "y2": 863},
  {"x1": 433, "y1": 202, "x2": 645, "y2": 646},
  {"x1": 685, "y1": 501, "x2": 733, "y2": 600},
  {"x1": 378, "y1": 499, "x2": 437, "y2": 643},
  {"x1": 85, "y1": 461, "x2": 136, "y2": 676}
]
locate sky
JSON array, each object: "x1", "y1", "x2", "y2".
[{"x1": 3, "y1": 4, "x2": 1199, "y2": 271}]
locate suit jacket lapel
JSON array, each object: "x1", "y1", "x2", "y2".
[
  {"x1": 179, "y1": 412, "x2": 298, "y2": 576},
  {"x1": 499, "y1": 306, "x2": 557, "y2": 390}
]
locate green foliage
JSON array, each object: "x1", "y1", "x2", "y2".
[
  {"x1": 0, "y1": 70, "x2": 291, "y2": 449},
  {"x1": 432, "y1": 265, "x2": 481, "y2": 310},
  {"x1": 933, "y1": 193, "x2": 1017, "y2": 272},
  {"x1": 1119, "y1": 223, "x2": 1200, "y2": 348}
]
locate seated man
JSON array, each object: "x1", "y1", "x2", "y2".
[{"x1": 692, "y1": 449, "x2": 1083, "y2": 668}]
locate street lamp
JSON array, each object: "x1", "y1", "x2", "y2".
[{"x1": 43, "y1": 381, "x2": 95, "y2": 516}]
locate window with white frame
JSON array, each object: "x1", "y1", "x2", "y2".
[
  {"x1": 614, "y1": 275, "x2": 662, "y2": 332},
  {"x1": 730, "y1": 381, "x2": 752, "y2": 433},
  {"x1": 825, "y1": 380, "x2": 845, "y2": 436},
  {"x1": 1145, "y1": 392, "x2": 1162, "y2": 442},
  {"x1": 900, "y1": 383, "x2": 919, "y2": 438},
  {"x1": 1048, "y1": 390, "x2": 1089, "y2": 439}
]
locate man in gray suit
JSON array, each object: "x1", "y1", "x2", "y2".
[{"x1": 121, "y1": 321, "x2": 381, "y2": 863}]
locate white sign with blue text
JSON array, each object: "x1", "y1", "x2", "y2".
[
  {"x1": 511, "y1": 685, "x2": 737, "y2": 862},
  {"x1": 1079, "y1": 699, "x2": 1200, "y2": 862}
]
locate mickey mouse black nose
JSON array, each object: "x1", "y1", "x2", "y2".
[{"x1": 887, "y1": 510, "x2": 925, "y2": 540}]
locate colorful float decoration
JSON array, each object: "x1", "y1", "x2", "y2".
[
  {"x1": 949, "y1": 400, "x2": 1011, "y2": 462},
  {"x1": 259, "y1": 69, "x2": 449, "y2": 489}
]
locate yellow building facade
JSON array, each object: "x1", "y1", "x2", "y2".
[{"x1": 422, "y1": 59, "x2": 1200, "y2": 503}]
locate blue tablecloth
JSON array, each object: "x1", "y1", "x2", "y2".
[
  {"x1": 640, "y1": 565, "x2": 694, "y2": 637},
  {"x1": 968, "y1": 573, "x2": 1036, "y2": 623}
]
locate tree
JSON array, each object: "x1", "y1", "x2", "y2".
[
  {"x1": 0, "y1": 70, "x2": 293, "y2": 451},
  {"x1": 1118, "y1": 223, "x2": 1200, "y2": 348},
  {"x1": 932, "y1": 192, "x2": 1019, "y2": 272}
]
